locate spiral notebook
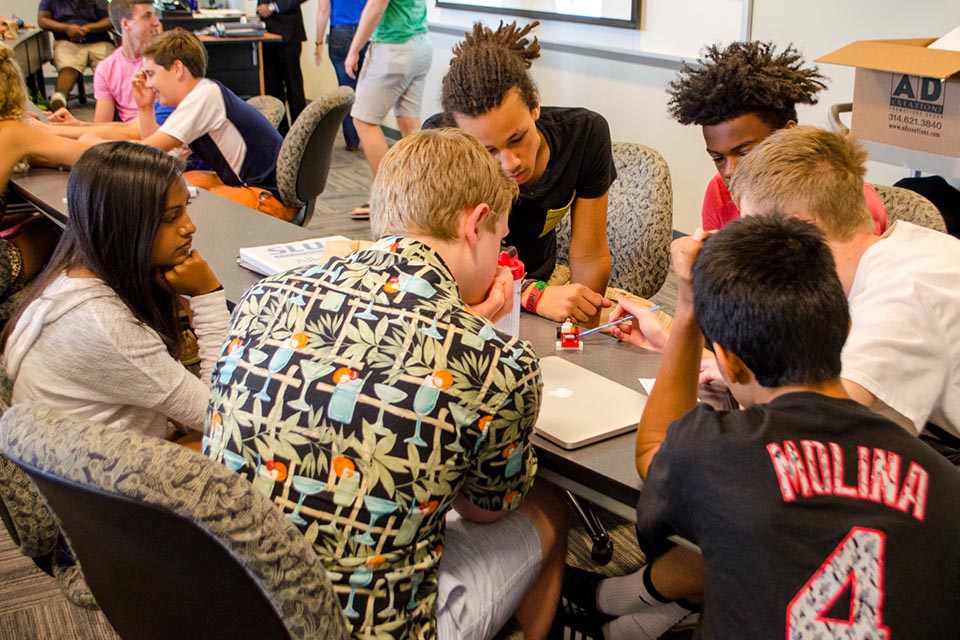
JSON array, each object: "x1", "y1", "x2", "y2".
[{"x1": 535, "y1": 356, "x2": 648, "y2": 450}]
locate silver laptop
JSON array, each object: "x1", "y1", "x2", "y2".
[{"x1": 536, "y1": 356, "x2": 647, "y2": 450}]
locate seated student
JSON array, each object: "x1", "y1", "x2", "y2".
[
  {"x1": 134, "y1": 29, "x2": 295, "y2": 221},
  {"x1": 424, "y1": 21, "x2": 614, "y2": 325},
  {"x1": 47, "y1": 0, "x2": 175, "y2": 127},
  {"x1": 38, "y1": 0, "x2": 115, "y2": 112},
  {"x1": 666, "y1": 41, "x2": 887, "y2": 234},
  {"x1": 205, "y1": 128, "x2": 568, "y2": 640},
  {"x1": 560, "y1": 215, "x2": 960, "y2": 640},
  {"x1": 731, "y1": 126, "x2": 960, "y2": 458},
  {"x1": 3, "y1": 142, "x2": 229, "y2": 440},
  {"x1": 0, "y1": 43, "x2": 89, "y2": 322}
]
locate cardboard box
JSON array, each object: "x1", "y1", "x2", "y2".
[{"x1": 818, "y1": 39, "x2": 960, "y2": 158}]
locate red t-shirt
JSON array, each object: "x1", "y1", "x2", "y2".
[{"x1": 701, "y1": 173, "x2": 889, "y2": 235}]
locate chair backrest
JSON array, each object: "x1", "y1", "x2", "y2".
[
  {"x1": 0, "y1": 403, "x2": 349, "y2": 640},
  {"x1": 872, "y1": 184, "x2": 947, "y2": 233},
  {"x1": 555, "y1": 142, "x2": 673, "y2": 298},
  {"x1": 247, "y1": 95, "x2": 287, "y2": 129},
  {"x1": 276, "y1": 87, "x2": 355, "y2": 227},
  {"x1": 0, "y1": 362, "x2": 58, "y2": 559},
  {"x1": 0, "y1": 366, "x2": 98, "y2": 607}
]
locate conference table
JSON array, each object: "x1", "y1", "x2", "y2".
[{"x1": 9, "y1": 167, "x2": 691, "y2": 522}]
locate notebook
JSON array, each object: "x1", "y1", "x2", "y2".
[{"x1": 535, "y1": 356, "x2": 648, "y2": 450}]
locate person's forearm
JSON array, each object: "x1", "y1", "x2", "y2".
[
  {"x1": 636, "y1": 303, "x2": 703, "y2": 479},
  {"x1": 348, "y1": 0, "x2": 387, "y2": 56},
  {"x1": 138, "y1": 105, "x2": 159, "y2": 139},
  {"x1": 37, "y1": 14, "x2": 67, "y2": 33},
  {"x1": 568, "y1": 254, "x2": 610, "y2": 295},
  {"x1": 84, "y1": 16, "x2": 112, "y2": 32}
]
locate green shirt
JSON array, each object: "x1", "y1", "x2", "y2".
[{"x1": 372, "y1": 0, "x2": 427, "y2": 44}]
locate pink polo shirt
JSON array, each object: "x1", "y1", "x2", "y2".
[{"x1": 93, "y1": 48, "x2": 142, "y2": 122}]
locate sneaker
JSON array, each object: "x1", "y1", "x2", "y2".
[
  {"x1": 548, "y1": 605, "x2": 611, "y2": 640},
  {"x1": 561, "y1": 565, "x2": 607, "y2": 616},
  {"x1": 49, "y1": 92, "x2": 66, "y2": 112},
  {"x1": 350, "y1": 202, "x2": 371, "y2": 220}
]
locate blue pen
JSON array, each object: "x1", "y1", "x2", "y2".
[{"x1": 580, "y1": 305, "x2": 661, "y2": 338}]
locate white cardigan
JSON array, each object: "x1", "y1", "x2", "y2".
[{"x1": 5, "y1": 273, "x2": 229, "y2": 439}]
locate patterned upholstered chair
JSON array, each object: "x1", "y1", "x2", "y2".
[
  {"x1": 276, "y1": 86, "x2": 355, "y2": 227},
  {"x1": 0, "y1": 366, "x2": 97, "y2": 609},
  {"x1": 555, "y1": 142, "x2": 673, "y2": 298},
  {"x1": 0, "y1": 403, "x2": 349, "y2": 640},
  {"x1": 872, "y1": 184, "x2": 947, "y2": 233},
  {"x1": 247, "y1": 95, "x2": 288, "y2": 129}
]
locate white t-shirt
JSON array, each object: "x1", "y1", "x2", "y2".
[
  {"x1": 159, "y1": 78, "x2": 247, "y2": 180},
  {"x1": 843, "y1": 221, "x2": 960, "y2": 437}
]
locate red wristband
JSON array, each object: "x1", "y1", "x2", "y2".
[{"x1": 524, "y1": 280, "x2": 548, "y2": 313}]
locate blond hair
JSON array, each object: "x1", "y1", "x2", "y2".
[
  {"x1": 729, "y1": 125, "x2": 873, "y2": 240},
  {"x1": 371, "y1": 129, "x2": 518, "y2": 240},
  {"x1": 143, "y1": 28, "x2": 207, "y2": 78},
  {"x1": 0, "y1": 43, "x2": 27, "y2": 122}
]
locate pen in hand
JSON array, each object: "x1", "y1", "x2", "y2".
[{"x1": 579, "y1": 305, "x2": 661, "y2": 338}]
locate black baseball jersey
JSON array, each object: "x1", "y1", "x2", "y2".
[{"x1": 637, "y1": 392, "x2": 960, "y2": 639}]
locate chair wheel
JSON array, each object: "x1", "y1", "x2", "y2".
[{"x1": 591, "y1": 536, "x2": 614, "y2": 565}]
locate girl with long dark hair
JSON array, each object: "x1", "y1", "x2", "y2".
[{"x1": 4, "y1": 141, "x2": 229, "y2": 439}]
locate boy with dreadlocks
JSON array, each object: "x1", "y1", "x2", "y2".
[
  {"x1": 666, "y1": 41, "x2": 887, "y2": 233},
  {"x1": 425, "y1": 21, "x2": 616, "y2": 326}
]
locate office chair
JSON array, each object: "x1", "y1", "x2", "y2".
[
  {"x1": 0, "y1": 403, "x2": 349, "y2": 640},
  {"x1": 247, "y1": 95, "x2": 288, "y2": 129},
  {"x1": 872, "y1": 184, "x2": 947, "y2": 233},
  {"x1": 276, "y1": 86, "x2": 355, "y2": 227},
  {"x1": 555, "y1": 141, "x2": 673, "y2": 299},
  {"x1": 0, "y1": 365, "x2": 98, "y2": 608}
]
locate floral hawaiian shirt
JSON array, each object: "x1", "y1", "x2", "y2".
[{"x1": 205, "y1": 237, "x2": 541, "y2": 639}]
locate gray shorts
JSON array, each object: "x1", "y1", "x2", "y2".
[
  {"x1": 351, "y1": 33, "x2": 433, "y2": 125},
  {"x1": 435, "y1": 509, "x2": 542, "y2": 640}
]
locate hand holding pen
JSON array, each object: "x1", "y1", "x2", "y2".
[
  {"x1": 580, "y1": 305, "x2": 660, "y2": 337},
  {"x1": 607, "y1": 300, "x2": 671, "y2": 352}
]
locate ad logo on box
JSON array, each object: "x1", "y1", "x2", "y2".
[{"x1": 889, "y1": 75, "x2": 945, "y2": 114}]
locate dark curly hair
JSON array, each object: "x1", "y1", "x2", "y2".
[
  {"x1": 441, "y1": 21, "x2": 541, "y2": 120},
  {"x1": 667, "y1": 41, "x2": 828, "y2": 129}
]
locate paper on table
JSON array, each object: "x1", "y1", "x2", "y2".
[
  {"x1": 638, "y1": 378, "x2": 656, "y2": 395},
  {"x1": 638, "y1": 377, "x2": 701, "y2": 402},
  {"x1": 930, "y1": 25, "x2": 960, "y2": 51}
]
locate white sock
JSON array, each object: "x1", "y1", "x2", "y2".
[
  {"x1": 602, "y1": 602, "x2": 691, "y2": 640},
  {"x1": 596, "y1": 565, "x2": 667, "y2": 616}
]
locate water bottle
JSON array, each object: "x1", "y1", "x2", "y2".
[{"x1": 494, "y1": 248, "x2": 524, "y2": 338}]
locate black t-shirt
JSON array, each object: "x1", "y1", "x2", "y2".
[
  {"x1": 637, "y1": 392, "x2": 960, "y2": 640},
  {"x1": 423, "y1": 108, "x2": 616, "y2": 280}
]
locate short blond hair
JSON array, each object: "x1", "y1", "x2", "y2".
[
  {"x1": 0, "y1": 43, "x2": 27, "y2": 122},
  {"x1": 729, "y1": 125, "x2": 874, "y2": 240},
  {"x1": 371, "y1": 128, "x2": 518, "y2": 240}
]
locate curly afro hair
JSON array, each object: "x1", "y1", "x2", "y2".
[
  {"x1": 441, "y1": 21, "x2": 541, "y2": 120},
  {"x1": 666, "y1": 41, "x2": 828, "y2": 129}
]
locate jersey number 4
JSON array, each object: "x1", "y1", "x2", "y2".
[{"x1": 786, "y1": 527, "x2": 890, "y2": 639}]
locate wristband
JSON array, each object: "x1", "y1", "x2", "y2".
[{"x1": 524, "y1": 280, "x2": 548, "y2": 313}]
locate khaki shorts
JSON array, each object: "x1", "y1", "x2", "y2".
[
  {"x1": 351, "y1": 33, "x2": 432, "y2": 125},
  {"x1": 53, "y1": 39, "x2": 114, "y2": 73}
]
